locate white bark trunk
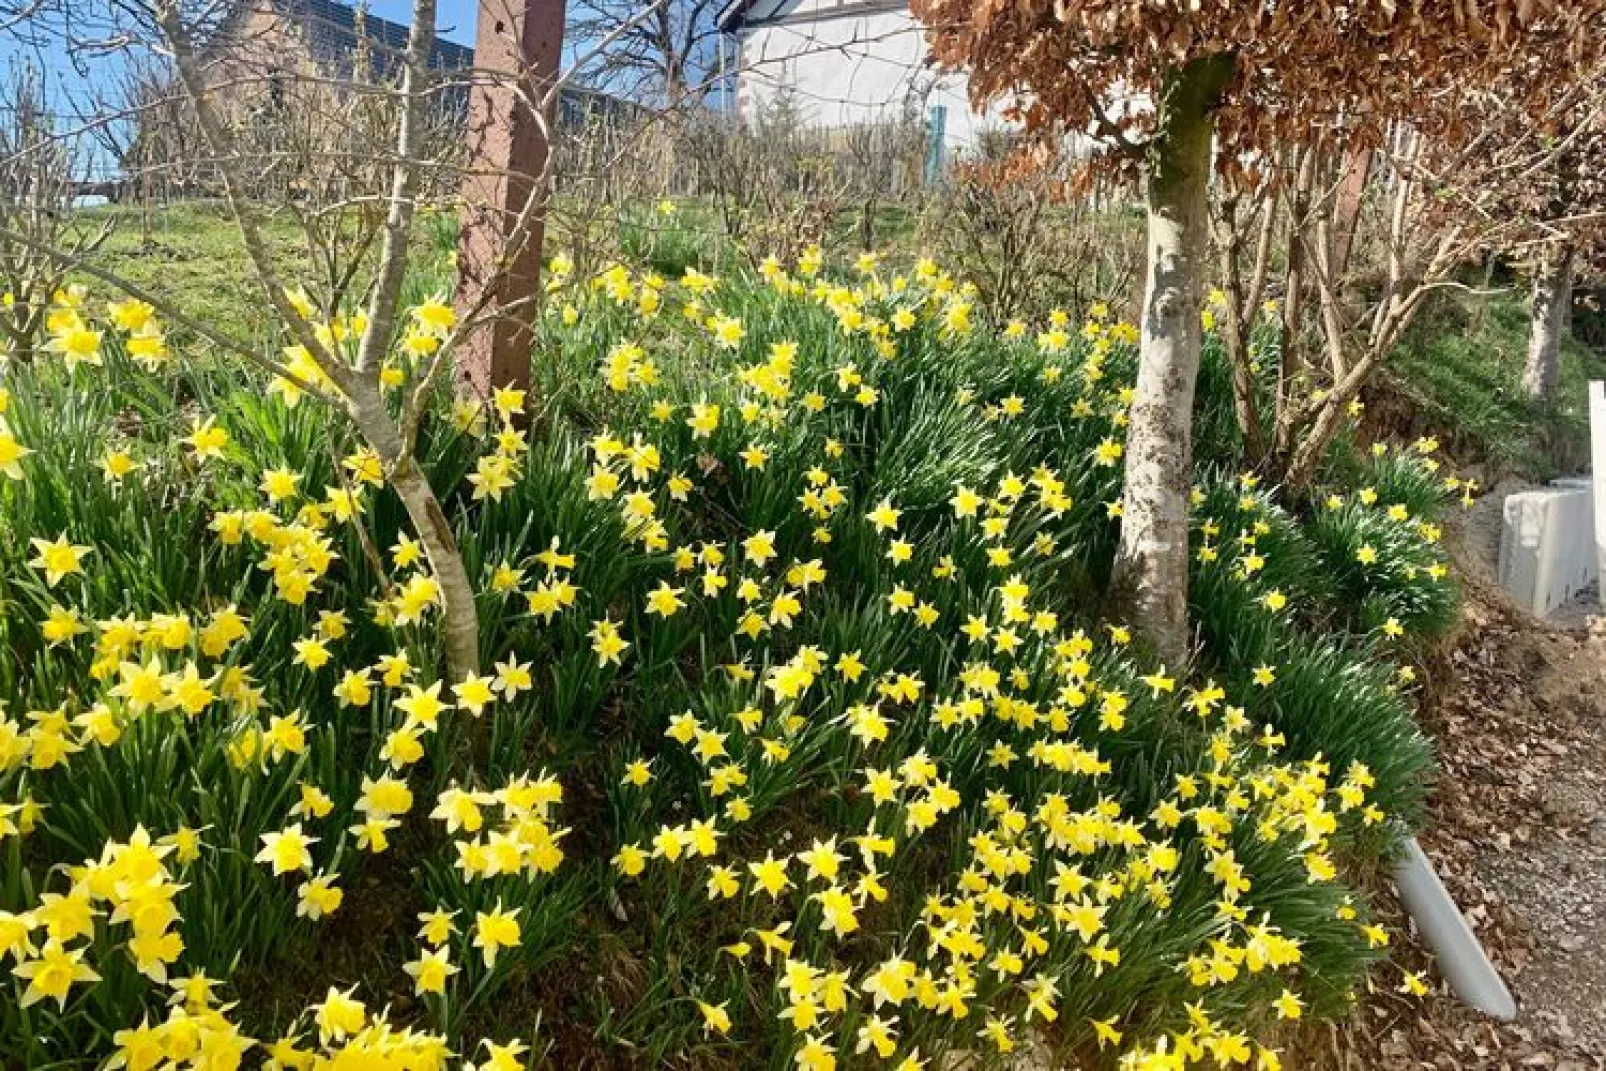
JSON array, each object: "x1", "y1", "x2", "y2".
[
  {"x1": 346, "y1": 376, "x2": 482, "y2": 682},
  {"x1": 391, "y1": 462, "x2": 482, "y2": 682},
  {"x1": 355, "y1": 0, "x2": 435, "y2": 375},
  {"x1": 1523, "y1": 243, "x2": 1572, "y2": 403},
  {"x1": 1114, "y1": 55, "x2": 1234, "y2": 663}
]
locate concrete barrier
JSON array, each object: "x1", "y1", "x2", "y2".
[
  {"x1": 1551, "y1": 476, "x2": 1598, "y2": 609},
  {"x1": 1499, "y1": 485, "x2": 1597, "y2": 616}
]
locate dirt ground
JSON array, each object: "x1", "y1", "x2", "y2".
[{"x1": 1318, "y1": 485, "x2": 1606, "y2": 1070}]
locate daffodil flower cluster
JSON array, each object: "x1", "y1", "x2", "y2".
[
  {"x1": 0, "y1": 240, "x2": 1454, "y2": 1070},
  {"x1": 517, "y1": 252, "x2": 1435, "y2": 1068}
]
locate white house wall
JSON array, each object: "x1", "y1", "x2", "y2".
[{"x1": 733, "y1": 4, "x2": 1009, "y2": 152}]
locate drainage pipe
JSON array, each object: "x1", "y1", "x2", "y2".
[{"x1": 1393, "y1": 836, "x2": 1517, "y2": 1020}]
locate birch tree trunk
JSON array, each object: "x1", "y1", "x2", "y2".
[
  {"x1": 1522, "y1": 242, "x2": 1573, "y2": 403},
  {"x1": 1113, "y1": 54, "x2": 1234, "y2": 663},
  {"x1": 347, "y1": 377, "x2": 483, "y2": 681}
]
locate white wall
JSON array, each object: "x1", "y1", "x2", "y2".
[{"x1": 732, "y1": 3, "x2": 1009, "y2": 153}]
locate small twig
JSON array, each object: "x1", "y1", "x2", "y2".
[
  {"x1": 1082, "y1": 84, "x2": 1145, "y2": 157},
  {"x1": 328, "y1": 432, "x2": 395, "y2": 596}
]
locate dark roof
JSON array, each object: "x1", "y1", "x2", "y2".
[
  {"x1": 718, "y1": 0, "x2": 910, "y2": 32},
  {"x1": 256, "y1": 0, "x2": 474, "y2": 72}
]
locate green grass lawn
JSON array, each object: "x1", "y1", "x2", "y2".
[
  {"x1": 83, "y1": 201, "x2": 458, "y2": 349},
  {"x1": 78, "y1": 197, "x2": 926, "y2": 339},
  {"x1": 88, "y1": 201, "x2": 306, "y2": 345}
]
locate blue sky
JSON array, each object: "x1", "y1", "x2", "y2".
[
  {"x1": 0, "y1": 1, "x2": 546, "y2": 166},
  {"x1": 1, "y1": 0, "x2": 482, "y2": 73},
  {"x1": 2, "y1": 1, "x2": 717, "y2": 178},
  {"x1": 364, "y1": 0, "x2": 480, "y2": 46}
]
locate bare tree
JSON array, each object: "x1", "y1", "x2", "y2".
[
  {"x1": 0, "y1": 64, "x2": 110, "y2": 364},
  {"x1": 1208, "y1": 172, "x2": 1277, "y2": 463},
  {"x1": 930, "y1": 143, "x2": 1140, "y2": 325},
  {"x1": 682, "y1": 94, "x2": 852, "y2": 267},
  {"x1": 841, "y1": 100, "x2": 930, "y2": 251},
  {"x1": 151, "y1": 0, "x2": 490, "y2": 679},
  {"x1": 1208, "y1": 78, "x2": 1606, "y2": 490},
  {"x1": 1491, "y1": 77, "x2": 1606, "y2": 402},
  {"x1": 567, "y1": 0, "x2": 720, "y2": 106},
  {"x1": 1, "y1": 0, "x2": 680, "y2": 681}
]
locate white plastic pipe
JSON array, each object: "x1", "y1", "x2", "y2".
[
  {"x1": 1589, "y1": 380, "x2": 1606, "y2": 608},
  {"x1": 1393, "y1": 836, "x2": 1517, "y2": 1020}
]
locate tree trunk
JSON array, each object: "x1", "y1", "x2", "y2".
[
  {"x1": 348, "y1": 376, "x2": 482, "y2": 683},
  {"x1": 1113, "y1": 54, "x2": 1234, "y2": 663},
  {"x1": 391, "y1": 460, "x2": 483, "y2": 682},
  {"x1": 1523, "y1": 242, "x2": 1573, "y2": 403},
  {"x1": 1272, "y1": 147, "x2": 1315, "y2": 461},
  {"x1": 1283, "y1": 390, "x2": 1350, "y2": 494},
  {"x1": 1329, "y1": 146, "x2": 1373, "y2": 280},
  {"x1": 1214, "y1": 188, "x2": 1275, "y2": 465},
  {"x1": 453, "y1": 0, "x2": 567, "y2": 399},
  {"x1": 1559, "y1": 264, "x2": 1573, "y2": 339},
  {"x1": 149, "y1": 0, "x2": 483, "y2": 684}
]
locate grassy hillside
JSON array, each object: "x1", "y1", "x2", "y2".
[{"x1": 1382, "y1": 292, "x2": 1606, "y2": 481}]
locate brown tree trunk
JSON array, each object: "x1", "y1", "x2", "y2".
[
  {"x1": 1523, "y1": 242, "x2": 1573, "y2": 403},
  {"x1": 1329, "y1": 145, "x2": 1373, "y2": 280},
  {"x1": 1214, "y1": 187, "x2": 1276, "y2": 465},
  {"x1": 1272, "y1": 147, "x2": 1316, "y2": 462},
  {"x1": 1114, "y1": 54, "x2": 1235, "y2": 663},
  {"x1": 454, "y1": 0, "x2": 567, "y2": 400},
  {"x1": 1283, "y1": 390, "x2": 1350, "y2": 494},
  {"x1": 1283, "y1": 275, "x2": 1428, "y2": 494}
]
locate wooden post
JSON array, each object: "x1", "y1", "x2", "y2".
[
  {"x1": 1329, "y1": 145, "x2": 1373, "y2": 280},
  {"x1": 454, "y1": 0, "x2": 567, "y2": 399}
]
